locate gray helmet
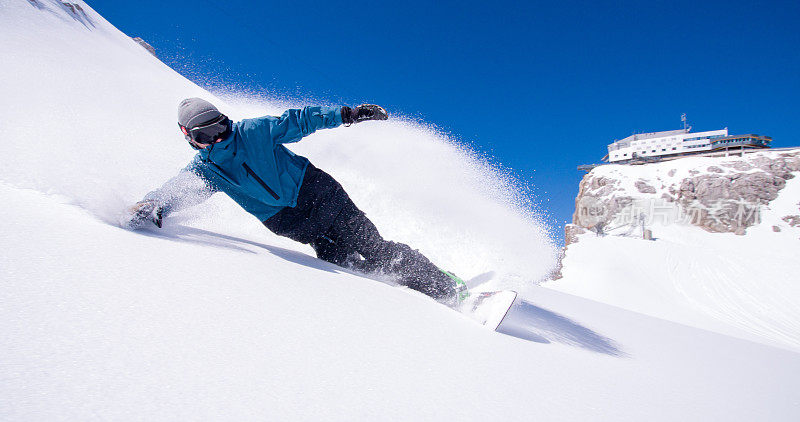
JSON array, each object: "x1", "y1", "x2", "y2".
[
  {"x1": 178, "y1": 97, "x2": 222, "y2": 129},
  {"x1": 177, "y1": 98, "x2": 231, "y2": 149}
]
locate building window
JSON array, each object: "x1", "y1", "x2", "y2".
[
  {"x1": 652, "y1": 150, "x2": 656, "y2": 153},
  {"x1": 672, "y1": 147, "x2": 677, "y2": 150}
]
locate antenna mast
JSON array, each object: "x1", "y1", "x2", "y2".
[{"x1": 681, "y1": 113, "x2": 691, "y2": 132}]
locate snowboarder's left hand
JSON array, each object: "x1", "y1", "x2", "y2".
[
  {"x1": 123, "y1": 200, "x2": 163, "y2": 229},
  {"x1": 341, "y1": 104, "x2": 388, "y2": 125}
]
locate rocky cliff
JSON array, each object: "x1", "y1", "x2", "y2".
[
  {"x1": 569, "y1": 149, "x2": 800, "y2": 241},
  {"x1": 551, "y1": 149, "x2": 800, "y2": 350}
]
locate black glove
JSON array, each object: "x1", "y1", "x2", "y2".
[
  {"x1": 125, "y1": 200, "x2": 163, "y2": 229},
  {"x1": 341, "y1": 104, "x2": 388, "y2": 125}
]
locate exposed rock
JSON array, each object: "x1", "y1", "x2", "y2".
[
  {"x1": 61, "y1": 2, "x2": 85, "y2": 15},
  {"x1": 749, "y1": 153, "x2": 800, "y2": 174},
  {"x1": 572, "y1": 151, "x2": 800, "y2": 234},
  {"x1": 573, "y1": 192, "x2": 634, "y2": 229},
  {"x1": 60, "y1": 2, "x2": 92, "y2": 26},
  {"x1": 132, "y1": 37, "x2": 156, "y2": 57},
  {"x1": 571, "y1": 173, "x2": 618, "y2": 226},
  {"x1": 672, "y1": 153, "x2": 800, "y2": 233},
  {"x1": 722, "y1": 161, "x2": 752, "y2": 172},
  {"x1": 564, "y1": 224, "x2": 586, "y2": 246},
  {"x1": 635, "y1": 180, "x2": 657, "y2": 194},
  {"x1": 27, "y1": 0, "x2": 94, "y2": 27},
  {"x1": 668, "y1": 169, "x2": 677, "y2": 177},
  {"x1": 677, "y1": 171, "x2": 782, "y2": 232},
  {"x1": 773, "y1": 226, "x2": 781, "y2": 232}
]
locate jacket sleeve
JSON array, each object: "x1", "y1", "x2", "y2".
[
  {"x1": 142, "y1": 158, "x2": 218, "y2": 217},
  {"x1": 266, "y1": 106, "x2": 343, "y2": 144}
]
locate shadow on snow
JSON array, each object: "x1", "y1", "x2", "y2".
[
  {"x1": 498, "y1": 299, "x2": 626, "y2": 357},
  {"x1": 133, "y1": 224, "x2": 624, "y2": 356},
  {"x1": 137, "y1": 224, "x2": 344, "y2": 274}
]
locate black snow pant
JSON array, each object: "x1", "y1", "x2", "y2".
[{"x1": 264, "y1": 164, "x2": 455, "y2": 301}]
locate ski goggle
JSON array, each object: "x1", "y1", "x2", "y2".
[{"x1": 179, "y1": 115, "x2": 230, "y2": 148}]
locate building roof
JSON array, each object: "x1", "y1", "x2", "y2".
[{"x1": 615, "y1": 129, "x2": 688, "y2": 144}]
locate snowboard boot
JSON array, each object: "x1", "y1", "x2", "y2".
[{"x1": 439, "y1": 269, "x2": 469, "y2": 308}]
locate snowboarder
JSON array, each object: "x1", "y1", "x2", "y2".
[{"x1": 125, "y1": 98, "x2": 467, "y2": 305}]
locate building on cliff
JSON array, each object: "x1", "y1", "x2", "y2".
[{"x1": 604, "y1": 127, "x2": 772, "y2": 164}]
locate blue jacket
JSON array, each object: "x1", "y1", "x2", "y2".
[{"x1": 145, "y1": 106, "x2": 344, "y2": 221}]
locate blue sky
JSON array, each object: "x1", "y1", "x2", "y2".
[{"x1": 93, "y1": 0, "x2": 799, "y2": 243}]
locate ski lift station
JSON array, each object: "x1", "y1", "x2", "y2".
[
  {"x1": 577, "y1": 116, "x2": 774, "y2": 171},
  {"x1": 604, "y1": 127, "x2": 771, "y2": 163}
]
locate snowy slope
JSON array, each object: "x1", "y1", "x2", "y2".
[
  {"x1": 2, "y1": 1, "x2": 800, "y2": 420},
  {"x1": 548, "y1": 152, "x2": 800, "y2": 351},
  {"x1": 4, "y1": 183, "x2": 800, "y2": 420}
]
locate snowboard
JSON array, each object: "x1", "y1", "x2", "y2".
[{"x1": 462, "y1": 290, "x2": 518, "y2": 330}]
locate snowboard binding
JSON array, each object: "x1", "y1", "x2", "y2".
[{"x1": 439, "y1": 269, "x2": 470, "y2": 307}]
